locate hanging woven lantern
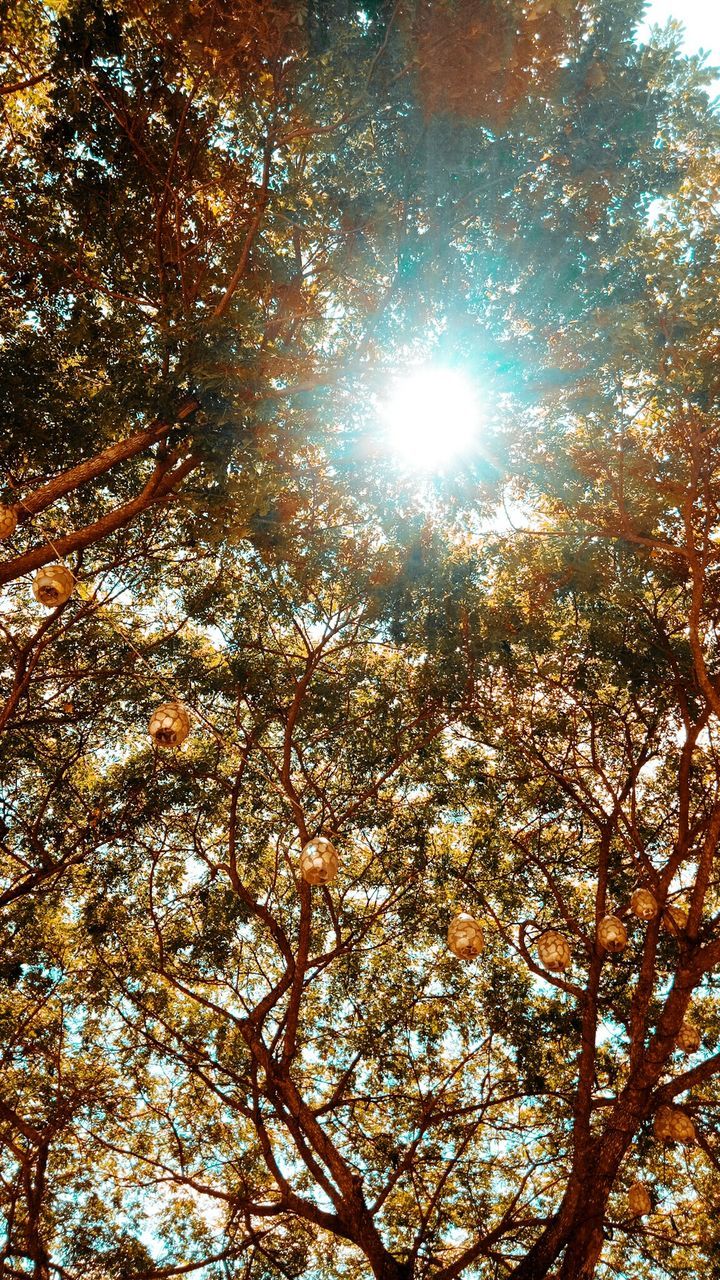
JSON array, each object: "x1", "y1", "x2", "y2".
[
  {"x1": 447, "y1": 911, "x2": 484, "y2": 960},
  {"x1": 32, "y1": 563, "x2": 74, "y2": 607},
  {"x1": 676, "y1": 1019, "x2": 701, "y2": 1055},
  {"x1": 653, "y1": 1104, "x2": 696, "y2": 1145},
  {"x1": 630, "y1": 888, "x2": 658, "y2": 921},
  {"x1": 299, "y1": 836, "x2": 339, "y2": 886},
  {"x1": 536, "y1": 929, "x2": 571, "y2": 973},
  {"x1": 148, "y1": 701, "x2": 190, "y2": 749},
  {"x1": 662, "y1": 904, "x2": 688, "y2": 937},
  {"x1": 597, "y1": 914, "x2": 627, "y2": 954},
  {"x1": 627, "y1": 1181, "x2": 652, "y2": 1217},
  {"x1": 0, "y1": 504, "x2": 17, "y2": 540}
]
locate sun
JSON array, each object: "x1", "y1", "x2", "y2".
[{"x1": 381, "y1": 366, "x2": 481, "y2": 471}]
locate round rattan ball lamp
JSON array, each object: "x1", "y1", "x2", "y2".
[
  {"x1": 630, "y1": 888, "x2": 658, "y2": 921},
  {"x1": 299, "y1": 836, "x2": 339, "y2": 886},
  {"x1": 32, "y1": 564, "x2": 74, "y2": 607},
  {"x1": 0, "y1": 504, "x2": 17, "y2": 540},
  {"x1": 148, "y1": 701, "x2": 190, "y2": 749},
  {"x1": 662, "y1": 904, "x2": 688, "y2": 937},
  {"x1": 447, "y1": 912, "x2": 484, "y2": 960},
  {"x1": 536, "y1": 930, "x2": 571, "y2": 973},
  {"x1": 654, "y1": 1105, "x2": 696, "y2": 1146},
  {"x1": 676, "y1": 1019, "x2": 701, "y2": 1055},
  {"x1": 597, "y1": 914, "x2": 627, "y2": 954},
  {"x1": 628, "y1": 1182, "x2": 652, "y2": 1217}
]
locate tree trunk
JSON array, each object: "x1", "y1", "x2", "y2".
[
  {"x1": 369, "y1": 1251, "x2": 412, "y2": 1280},
  {"x1": 557, "y1": 1217, "x2": 605, "y2": 1280}
]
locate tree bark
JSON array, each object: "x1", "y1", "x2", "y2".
[
  {"x1": 557, "y1": 1213, "x2": 605, "y2": 1280},
  {"x1": 13, "y1": 398, "x2": 198, "y2": 522},
  {"x1": 0, "y1": 454, "x2": 198, "y2": 584}
]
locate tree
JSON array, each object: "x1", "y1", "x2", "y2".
[{"x1": 2, "y1": 1, "x2": 720, "y2": 1278}]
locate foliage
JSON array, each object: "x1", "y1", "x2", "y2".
[{"x1": 2, "y1": 2, "x2": 720, "y2": 1279}]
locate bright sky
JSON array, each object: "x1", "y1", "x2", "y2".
[{"x1": 640, "y1": 0, "x2": 720, "y2": 64}]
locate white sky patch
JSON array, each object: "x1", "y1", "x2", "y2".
[{"x1": 639, "y1": 0, "x2": 720, "y2": 65}]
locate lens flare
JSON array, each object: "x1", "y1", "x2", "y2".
[{"x1": 382, "y1": 367, "x2": 481, "y2": 471}]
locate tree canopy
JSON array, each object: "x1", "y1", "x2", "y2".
[{"x1": 3, "y1": 2, "x2": 720, "y2": 1278}]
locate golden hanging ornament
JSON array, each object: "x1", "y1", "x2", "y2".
[
  {"x1": 299, "y1": 836, "x2": 339, "y2": 886},
  {"x1": 0, "y1": 504, "x2": 18, "y2": 540},
  {"x1": 148, "y1": 701, "x2": 191, "y2": 748},
  {"x1": 630, "y1": 888, "x2": 658, "y2": 921},
  {"x1": 597, "y1": 914, "x2": 627, "y2": 954},
  {"x1": 653, "y1": 1104, "x2": 696, "y2": 1145},
  {"x1": 32, "y1": 563, "x2": 74, "y2": 607},
  {"x1": 447, "y1": 911, "x2": 484, "y2": 960},
  {"x1": 536, "y1": 929, "x2": 571, "y2": 973},
  {"x1": 662, "y1": 904, "x2": 688, "y2": 937},
  {"x1": 627, "y1": 1182, "x2": 652, "y2": 1217},
  {"x1": 676, "y1": 1019, "x2": 701, "y2": 1055}
]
